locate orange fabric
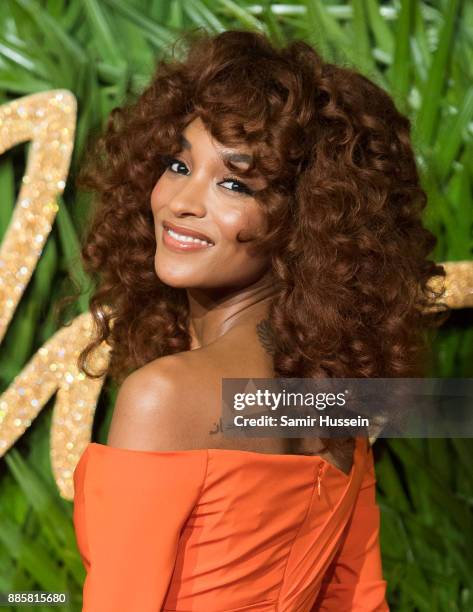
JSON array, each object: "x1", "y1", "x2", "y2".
[{"x1": 73, "y1": 437, "x2": 388, "y2": 611}]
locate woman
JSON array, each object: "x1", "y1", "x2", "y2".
[{"x1": 72, "y1": 29, "x2": 444, "y2": 611}]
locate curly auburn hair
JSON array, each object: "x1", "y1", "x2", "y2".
[{"x1": 75, "y1": 29, "x2": 448, "y2": 387}]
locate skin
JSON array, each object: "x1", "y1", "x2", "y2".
[
  {"x1": 151, "y1": 117, "x2": 272, "y2": 308},
  {"x1": 149, "y1": 117, "x2": 286, "y2": 446},
  {"x1": 108, "y1": 116, "x2": 353, "y2": 474}
]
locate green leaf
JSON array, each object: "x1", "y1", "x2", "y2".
[
  {"x1": 82, "y1": 0, "x2": 126, "y2": 69},
  {"x1": 352, "y1": 0, "x2": 375, "y2": 74},
  {"x1": 388, "y1": 0, "x2": 414, "y2": 109},
  {"x1": 365, "y1": 0, "x2": 394, "y2": 57},
  {"x1": 55, "y1": 196, "x2": 91, "y2": 314},
  {"x1": 216, "y1": 0, "x2": 267, "y2": 32},
  {"x1": 0, "y1": 156, "x2": 15, "y2": 241},
  {"x1": 103, "y1": 0, "x2": 177, "y2": 49},
  {"x1": 183, "y1": 0, "x2": 226, "y2": 32},
  {"x1": 434, "y1": 86, "x2": 473, "y2": 182},
  {"x1": 416, "y1": 0, "x2": 462, "y2": 146}
]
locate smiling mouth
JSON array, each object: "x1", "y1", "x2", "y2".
[{"x1": 162, "y1": 223, "x2": 215, "y2": 252}]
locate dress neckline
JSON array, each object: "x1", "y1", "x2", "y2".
[{"x1": 84, "y1": 437, "x2": 367, "y2": 481}]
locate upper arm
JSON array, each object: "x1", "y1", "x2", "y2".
[
  {"x1": 106, "y1": 356, "x2": 190, "y2": 452},
  {"x1": 75, "y1": 414, "x2": 209, "y2": 611}
]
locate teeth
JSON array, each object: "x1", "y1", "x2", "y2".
[{"x1": 166, "y1": 227, "x2": 213, "y2": 246}]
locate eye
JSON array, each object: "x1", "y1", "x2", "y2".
[
  {"x1": 219, "y1": 177, "x2": 254, "y2": 196},
  {"x1": 165, "y1": 157, "x2": 189, "y2": 175},
  {"x1": 164, "y1": 157, "x2": 255, "y2": 196}
]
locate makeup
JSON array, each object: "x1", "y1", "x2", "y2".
[{"x1": 162, "y1": 222, "x2": 215, "y2": 253}]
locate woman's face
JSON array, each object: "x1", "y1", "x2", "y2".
[{"x1": 150, "y1": 117, "x2": 270, "y2": 291}]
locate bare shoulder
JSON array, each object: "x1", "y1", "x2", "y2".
[{"x1": 106, "y1": 351, "x2": 221, "y2": 452}]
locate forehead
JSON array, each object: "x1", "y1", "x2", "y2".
[{"x1": 181, "y1": 117, "x2": 252, "y2": 167}]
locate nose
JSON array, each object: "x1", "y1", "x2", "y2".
[{"x1": 168, "y1": 175, "x2": 207, "y2": 218}]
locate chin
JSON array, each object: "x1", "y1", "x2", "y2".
[
  {"x1": 155, "y1": 266, "x2": 189, "y2": 288},
  {"x1": 154, "y1": 261, "x2": 203, "y2": 289},
  {"x1": 154, "y1": 267, "x2": 225, "y2": 291},
  {"x1": 154, "y1": 253, "x2": 268, "y2": 291}
]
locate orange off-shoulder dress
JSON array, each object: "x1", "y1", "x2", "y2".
[{"x1": 72, "y1": 436, "x2": 389, "y2": 611}]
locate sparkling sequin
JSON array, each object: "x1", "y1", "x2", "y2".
[
  {"x1": 430, "y1": 261, "x2": 473, "y2": 309},
  {"x1": 0, "y1": 91, "x2": 111, "y2": 500}
]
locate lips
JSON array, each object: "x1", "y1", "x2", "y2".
[{"x1": 162, "y1": 221, "x2": 215, "y2": 245}]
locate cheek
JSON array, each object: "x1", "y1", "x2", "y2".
[
  {"x1": 217, "y1": 204, "x2": 267, "y2": 243},
  {"x1": 150, "y1": 178, "x2": 167, "y2": 216}
]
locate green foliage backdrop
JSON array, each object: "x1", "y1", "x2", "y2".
[{"x1": 0, "y1": 1, "x2": 472, "y2": 610}]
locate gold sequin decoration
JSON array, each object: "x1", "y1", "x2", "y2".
[
  {"x1": 0, "y1": 91, "x2": 74, "y2": 339},
  {"x1": 0, "y1": 91, "x2": 111, "y2": 500},
  {"x1": 430, "y1": 261, "x2": 473, "y2": 309},
  {"x1": 0, "y1": 312, "x2": 110, "y2": 499}
]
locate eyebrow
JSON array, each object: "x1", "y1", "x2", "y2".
[{"x1": 181, "y1": 135, "x2": 252, "y2": 165}]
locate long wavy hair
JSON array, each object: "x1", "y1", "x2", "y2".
[{"x1": 74, "y1": 29, "x2": 448, "y2": 391}]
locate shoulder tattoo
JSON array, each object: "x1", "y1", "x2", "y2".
[{"x1": 256, "y1": 318, "x2": 276, "y2": 355}]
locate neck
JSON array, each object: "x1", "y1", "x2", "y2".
[{"x1": 186, "y1": 272, "x2": 278, "y2": 349}]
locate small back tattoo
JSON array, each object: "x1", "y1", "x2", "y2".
[{"x1": 256, "y1": 318, "x2": 276, "y2": 355}]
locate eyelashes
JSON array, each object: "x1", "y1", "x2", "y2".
[{"x1": 163, "y1": 156, "x2": 255, "y2": 197}]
